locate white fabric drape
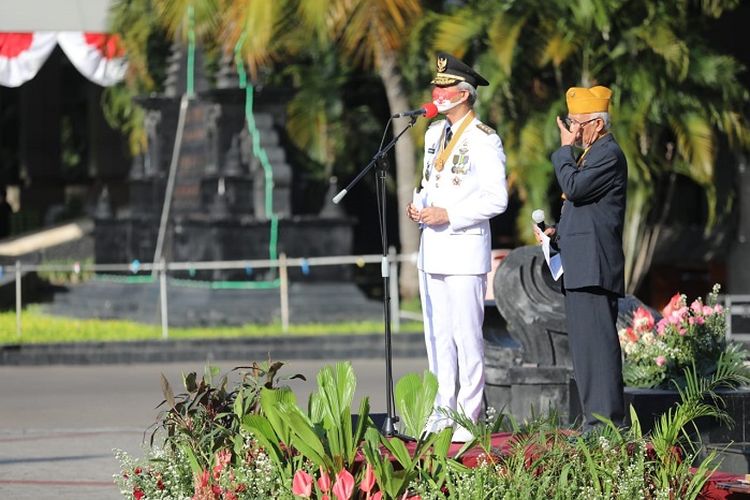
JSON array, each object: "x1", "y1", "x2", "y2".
[{"x1": 0, "y1": 31, "x2": 127, "y2": 88}]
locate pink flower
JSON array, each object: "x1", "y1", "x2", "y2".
[
  {"x1": 656, "y1": 319, "x2": 668, "y2": 335},
  {"x1": 691, "y1": 299, "x2": 703, "y2": 314},
  {"x1": 332, "y1": 469, "x2": 355, "y2": 500},
  {"x1": 318, "y1": 468, "x2": 331, "y2": 493},
  {"x1": 632, "y1": 307, "x2": 655, "y2": 332},
  {"x1": 225, "y1": 490, "x2": 238, "y2": 500},
  {"x1": 714, "y1": 304, "x2": 724, "y2": 315},
  {"x1": 655, "y1": 356, "x2": 666, "y2": 367},
  {"x1": 703, "y1": 305, "x2": 714, "y2": 316},
  {"x1": 292, "y1": 470, "x2": 313, "y2": 498},
  {"x1": 694, "y1": 316, "x2": 705, "y2": 325},
  {"x1": 372, "y1": 492, "x2": 383, "y2": 500},
  {"x1": 360, "y1": 463, "x2": 376, "y2": 494},
  {"x1": 678, "y1": 326, "x2": 687, "y2": 336}
]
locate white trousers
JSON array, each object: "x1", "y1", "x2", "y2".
[{"x1": 419, "y1": 271, "x2": 487, "y2": 422}]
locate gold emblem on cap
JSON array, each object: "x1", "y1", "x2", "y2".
[{"x1": 436, "y1": 57, "x2": 447, "y2": 72}]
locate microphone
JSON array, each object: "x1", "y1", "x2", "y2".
[
  {"x1": 392, "y1": 102, "x2": 439, "y2": 119},
  {"x1": 532, "y1": 209, "x2": 546, "y2": 232}
]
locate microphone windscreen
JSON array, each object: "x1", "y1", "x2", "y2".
[
  {"x1": 531, "y1": 209, "x2": 545, "y2": 224},
  {"x1": 423, "y1": 102, "x2": 438, "y2": 119}
]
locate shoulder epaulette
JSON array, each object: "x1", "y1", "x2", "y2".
[{"x1": 476, "y1": 122, "x2": 496, "y2": 135}]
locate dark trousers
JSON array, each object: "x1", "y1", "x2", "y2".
[{"x1": 564, "y1": 286, "x2": 624, "y2": 430}]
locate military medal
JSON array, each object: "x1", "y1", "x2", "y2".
[{"x1": 434, "y1": 111, "x2": 475, "y2": 172}]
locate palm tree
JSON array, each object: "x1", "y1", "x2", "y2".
[
  {"x1": 430, "y1": 0, "x2": 750, "y2": 294},
  {"x1": 290, "y1": 0, "x2": 425, "y2": 299},
  {"x1": 111, "y1": 0, "x2": 426, "y2": 298}
]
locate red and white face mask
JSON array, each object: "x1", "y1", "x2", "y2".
[{"x1": 432, "y1": 86, "x2": 465, "y2": 113}]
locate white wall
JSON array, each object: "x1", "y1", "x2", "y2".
[{"x1": 0, "y1": 0, "x2": 113, "y2": 32}]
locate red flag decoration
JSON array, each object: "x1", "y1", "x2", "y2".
[
  {"x1": 0, "y1": 32, "x2": 57, "y2": 87},
  {"x1": 57, "y1": 32, "x2": 127, "y2": 87},
  {"x1": 0, "y1": 31, "x2": 127, "y2": 88}
]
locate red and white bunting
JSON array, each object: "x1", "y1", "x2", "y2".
[
  {"x1": 0, "y1": 32, "x2": 57, "y2": 87},
  {"x1": 0, "y1": 31, "x2": 127, "y2": 88},
  {"x1": 57, "y1": 32, "x2": 127, "y2": 87}
]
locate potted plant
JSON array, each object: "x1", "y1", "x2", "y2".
[{"x1": 618, "y1": 284, "x2": 750, "y2": 436}]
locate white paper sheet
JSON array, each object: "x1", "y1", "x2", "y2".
[{"x1": 538, "y1": 229, "x2": 564, "y2": 281}]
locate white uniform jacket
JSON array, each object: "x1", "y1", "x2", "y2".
[{"x1": 417, "y1": 114, "x2": 508, "y2": 275}]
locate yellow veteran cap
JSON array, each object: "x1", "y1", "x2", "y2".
[{"x1": 566, "y1": 85, "x2": 612, "y2": 114}]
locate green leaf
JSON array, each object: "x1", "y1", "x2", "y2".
[
  {"x1": 395, "y1": 370, "x2": 437, "y2": 438},
  {"x1": 259, "y1": 387, "x2": 297, "y2": 445},
  {"x1": 279, "y1": 402, "x2": 332, "y2": 469},
  {"x1": 241, "y1": 414, "x2": 284, "y2": 465}
]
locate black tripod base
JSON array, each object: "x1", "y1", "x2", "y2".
[{"x1": 381, "y1": 414, "x2": 417, "y2": 441}]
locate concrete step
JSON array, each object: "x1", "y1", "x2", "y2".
[{"x1": 704, "y1": 443, "x2": 750, "y2": 474}]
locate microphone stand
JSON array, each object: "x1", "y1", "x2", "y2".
[{"x1": 332, "y1": 116, "x2": 418, "y2": 438}]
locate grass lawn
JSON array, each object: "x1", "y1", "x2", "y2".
[{"x1": 0, "y1": 306, "x2": 423, "y2": 345}]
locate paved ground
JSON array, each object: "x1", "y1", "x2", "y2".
[{"x1": 0, "y1": 357, "x2": 427, "y2": 499}]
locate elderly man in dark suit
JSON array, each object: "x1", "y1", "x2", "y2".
[{"x1": 540, "y1": 85, "x2": 627, "y2": 430}]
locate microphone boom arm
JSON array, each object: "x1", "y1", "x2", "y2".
[{"x1": 332, "y1": 117, "x2": 417, "y2": 204}]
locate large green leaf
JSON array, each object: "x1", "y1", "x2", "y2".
[
  {"x1": 278, "y1": 402, "x2": 332, "y2": 470},
  {"x1": 394, "y1": 371, "x2": 437, "y2": 438},
  {"x1": 259, "y1": 387, "x2": 297, "y2": 446},
  {"x1": 241, "y1": 414, "x2": 284, "y2": 465}
]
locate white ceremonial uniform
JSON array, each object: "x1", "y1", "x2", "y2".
[{"x1": 417, "y1": 111, "x2": 508, "y2": 423}]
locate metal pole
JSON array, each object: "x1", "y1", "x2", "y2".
[
  {"x1": 389, "y1": 246, "x2": 400, "y2": 333},
  {"x1": 160, "y1": 258, "x2": 169, "y2": 339},
  {"x1": 279, "y1": 253, "x2": 289, "y2": 332},
  {"x1": 152, "y1": 94, "x2": 190, "y2": 276},
  {"x1": 15, "y1": 261, "x2": 21, "y2": 340}
]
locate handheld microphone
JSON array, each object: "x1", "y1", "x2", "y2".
[
  {"x1": 392, "y1": 102, "x2": 439, "y2": 119},
  {"x1": 531, "y1": 209, "x2": 546, "y2": 232}
]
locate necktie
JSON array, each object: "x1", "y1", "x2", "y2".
[{"x1": 444, "y1": 126, "x2": 453, "y2": 149}]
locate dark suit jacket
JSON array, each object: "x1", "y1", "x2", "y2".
[{"x1": 551, "y1": 134, "x2": 627, "y2": 296}]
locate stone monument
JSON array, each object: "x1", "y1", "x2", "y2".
[{"x1": 486, "y1": 245, "x2": 649, "y2": 423}]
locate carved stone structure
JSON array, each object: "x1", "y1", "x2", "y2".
[
  {"x1": 94, "y1": 45, "x2": 355, "y2": 282},
  {"x1": 486, "y1": 245, "x2": 650, "y2": 423}
]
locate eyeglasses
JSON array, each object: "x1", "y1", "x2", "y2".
[{"x1": 564, "y1": 117, "x2": 599, "y2": 129}]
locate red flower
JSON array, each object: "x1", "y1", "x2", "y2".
[
  {"x1": 134, "y1": 467, "x2": 142, "y2": 475},
  {"x1": 625, "y1": 327, "x2": 638, "y2": 343},
  {"x1": 662, "y1": 293, "x2": 683, "y2": 318},
  {"x1": 196, "y1": 469, "x2": 210, "y2": 488},
  {"x1": 318, "y1": 468, "x2": 331, "y2": 493},
  {"x1": 157, "y1": 478, "x2": 165, "y2": 490},
  {"x1": 360, "y1": 463, "x2": 376, "y2": 494},
  {"x1": 133, "y1": 488, "x2": 145, "y2": 500},
  {"x1": 292, "y1": 470, "x2": 313, "y2": 498},
  {"x1": 371, "y1": 492, "x2": 383, "y2": 500},
  {"x1": 215, "y1": 449, "x2": 232, "y2": 469},
  {"x1": 332, "y1": 469, "x2": 355, "y2": 500}
]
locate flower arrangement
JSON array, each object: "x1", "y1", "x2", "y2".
[
  {"x1": 619, "y1": 284, "x2": 737, "y2": 388},
  {"x1": 116, "y1": 358, "x2": 749, "y2": 499}
]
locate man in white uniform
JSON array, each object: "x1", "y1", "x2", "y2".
[{"x1": 406, "y1": 52, "x2": 508, "y2": 442}]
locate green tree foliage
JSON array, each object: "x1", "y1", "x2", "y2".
[{"x1": 429, "y1": 0, "x2": 750, "y2": 291}]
